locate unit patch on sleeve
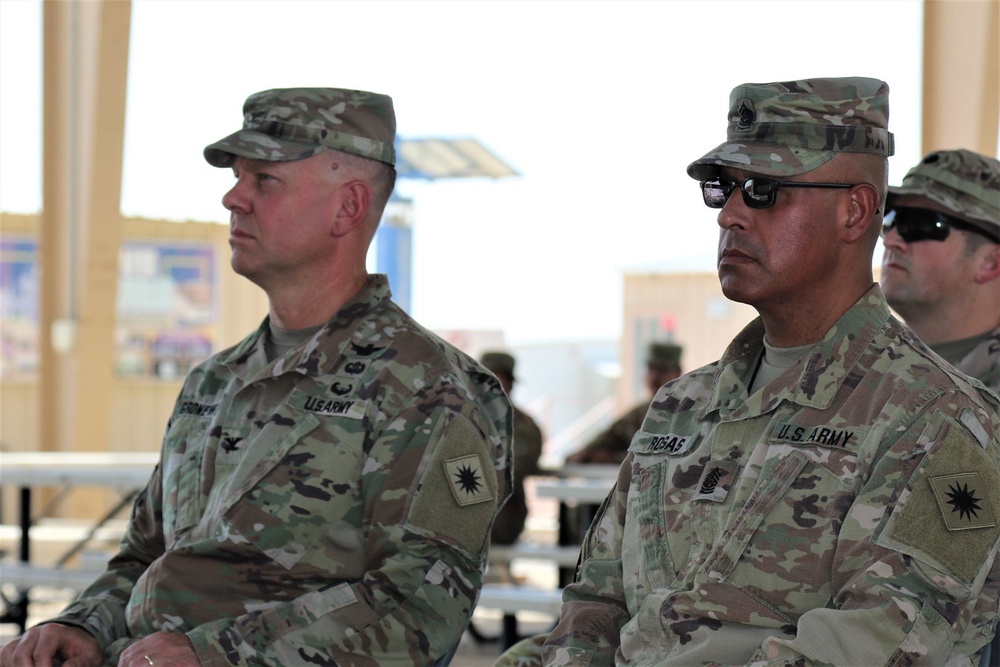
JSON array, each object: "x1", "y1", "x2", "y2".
[
  {"x1": 875, "y1": 416, "x2": 1000, "y2": 588},
  {"x1": 445, "y1": 454, "x2": 494, "y2": 507},
  {"x1": 929, "y1": 472, "x2": 996, "y2": 531}
]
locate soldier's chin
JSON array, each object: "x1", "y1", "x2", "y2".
[{"x1": 230, "y1": 254, "x2": 263, "y2": 284}]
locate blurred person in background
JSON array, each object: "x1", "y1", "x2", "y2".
[
  {"x1": 566, "y1": 342, "x2": 683, "y2": 465},
  {"x1": 880, "y1": 148, "x2": 1000, "y2": 394},
  {"x1": 481, "y1": 351, "x2": 544, "y2": 547}
]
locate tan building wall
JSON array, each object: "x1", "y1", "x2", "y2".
[
  {"x1": 619, "y1": 268, "x2": 885, "y2": 410},
  {"x1": 1, "y1": 212, "x2": 268, "y2": 456},
  {"x1": 0, "y1": 213, "x2": 267, "y2": 451},
  {"x1": 619, "y1": 271, "x2": 757, "y2": 409}
]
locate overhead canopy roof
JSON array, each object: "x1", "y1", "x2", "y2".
[{"x1": 396, "y1": 137, "x2": 519, "y2": 180}]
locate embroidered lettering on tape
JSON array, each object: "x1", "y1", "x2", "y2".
[
  {"x1": 302, "y1": 396, "x2": 367, "y2": 419},
  {"x1": 177, "y1": 400, "x2": 218, "y2": 417},
  {"x1": 632, "y1": 431, "x2": 698, "y2": 456},
  {"x1": 771, "y1": 422, "x2": 860, "y2": 449},
  {"x1": 444, "y1": 454, "x2": 494, "y2": 507},
  {"x1": 930, "y1": 472, "x2": 997, "y2": 531}
]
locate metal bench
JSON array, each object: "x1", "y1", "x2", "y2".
[{"x1": 473, "y1": 584, "x2": 563, "y2": 650}]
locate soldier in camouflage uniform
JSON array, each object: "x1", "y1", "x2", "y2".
[
  {"x1": 566, "y1": 342, "x2": 683, "y2": 465},
  {"x1": 0, "y1": 88, "x2": 513, "y2": 667},
  {"x1": 480, "y1": 351, "x2": 544, "y2": 547},
  {"x1": 540, "y1": 78, "x2": 1000, "y2": 665},
  {"x1": 881, "y1": 149, "x2": 1000, "y2": 394}
]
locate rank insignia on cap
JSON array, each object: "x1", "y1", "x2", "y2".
[
  {"x1": 929, "y1": 472, "x2": 996, "y2": 531},
  {"x1": 444, "y1": 454, "x2": 494, "y2": 507},
  {"x1": 737, "y1": 99, "x2": 756, "y2": 130}
]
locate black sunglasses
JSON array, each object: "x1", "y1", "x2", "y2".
[
  {"x1": 700, "y1": 177, "x2": 855, "y2": 209},
  {"x1": 882, "y1": 206, "x2": 1000, "y2": 244}
]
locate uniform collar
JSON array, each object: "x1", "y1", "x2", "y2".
[
  {"x1": 217, "y1": 275, "x2": 393, "y2": 381},
  {"x1": 704, "y1": 283, "x2": 891, "y2": 420}
]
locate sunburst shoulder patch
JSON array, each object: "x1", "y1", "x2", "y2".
[
  {"x1": 444, "y1": 454, "x2": 493, "y2": 507},
  {"x1": 930, "y1": 472, "x2": 996, "y2": 531}
]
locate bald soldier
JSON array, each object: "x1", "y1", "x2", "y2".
[
  {"x1": 1, "y1": 88, "x2": 513, "y2": 667},
  {"x1": 541, "y1": 77, "x2": 1000, "y2": 665},
  {"x1": 881, "y1": 149, "x2": 1000, "y2": 394}
]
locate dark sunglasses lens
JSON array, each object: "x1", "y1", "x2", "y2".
[
  {"x1": 742, "y1": 178, "x2": 778, "y2": 209},
  {"x1": 702, "y1": 180, "x2": 732, "y2": 208},
  {"x1": 884, "y1": 208, "x2": 950, "y2": 242}
]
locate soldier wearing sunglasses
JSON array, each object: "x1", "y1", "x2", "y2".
[
  {"x1": 540, "y1": 78, "x2": 1000, "y2": 667},
  {"x1": 881, "y1": 149, "x2": 1000, "y2": 395}
]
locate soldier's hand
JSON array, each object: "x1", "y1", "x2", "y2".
[
  {"x1": 0, "y1": 622, "x2": 102, "y2": 667},
  {"x1": 117, "y1": 632, "x2": 198, "y2": 667}
]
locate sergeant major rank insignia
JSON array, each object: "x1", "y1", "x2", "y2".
[
  {"x1": 929, "y1": 472, "x2": 996, "y2": 531},
  {"x1": 693, "y1": 460, "x2": 738, "y2": 503},
  {"x1": 444, "y1": 454, "x2": 494, "y2": 507}
]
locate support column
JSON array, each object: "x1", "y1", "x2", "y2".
[
  {"x1": 922, "y1": 0, "x2": 999, "y2": 155},
  {"x1": 38, "y1": 1, "x2": 131, "y2": 517}
]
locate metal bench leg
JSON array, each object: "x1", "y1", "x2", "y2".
[{"x1": 500, "y1": 613, "x2": 520, "y2": 650}]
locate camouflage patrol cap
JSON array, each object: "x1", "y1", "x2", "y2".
[
  {"x1": 687, "y1": 77, "x2": 895, "y2": 180},
  {"x1": 480, "y1": 351, "x2": 516, "y2": 380},
  {"x1": 204, "y1": 87, "x2": 396, "y2": 168},
  {"x1": 647, "y1": 342, "x2": 682, "y2": 371},
  {"x1": 887, "y1": 149, "x2": 1000, "y2": 236}
]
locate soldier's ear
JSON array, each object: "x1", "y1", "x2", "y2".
[
  {"x1": 973, "y1": 242, "x2": 1000, "y2": 285},
  {"x1": 841, "y1": 183, "x2": 880, "y2": 244},
  {"x1": 332, "y1": 180, "x2": 372, "y2": 238}
]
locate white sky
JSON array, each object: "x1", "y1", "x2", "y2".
[{"x1": 0, "y1": 0, "x2": 930, "y2": 344}]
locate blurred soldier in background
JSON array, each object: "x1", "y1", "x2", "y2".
[
  {"x1": 566, "y1": 342, "x2": 682, "y2": 465},
  {"x1": 481, "y1": 351, "x2": 544, "y2": 547},
  {"x1": 880, "y1": 148, "x2": 1000, "y2": 394}
]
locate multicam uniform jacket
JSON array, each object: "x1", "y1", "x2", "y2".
[
  {"x1": 54, "y1": 275, "x2": 514, "y2": 666},
  {"x1": 951, "y1": 325, "x2": 1000, "y2": 397},
  {"x1": 544, "y1": 285, "x2": 1000, "y2": 666}
]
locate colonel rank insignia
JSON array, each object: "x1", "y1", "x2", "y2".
[
  {"x1": 444, "y1": 454, "x2": 493, "y2": 507},
  {"x1": 930, "y1": 472, "x2": 997, "y2": 531}
]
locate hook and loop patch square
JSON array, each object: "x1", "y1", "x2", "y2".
[
  {"x1": 444, "y1": 454, "x2": 494, "y2": 506},
  {"x1": 929, "y1": 472, "x2": 996, "y2": 531}
]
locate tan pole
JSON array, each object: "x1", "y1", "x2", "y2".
[
  {"x1": 922, "y1": 0, "x2": 1000, "y2": 156},
  {"x1": 38, "y1": 0, "x2": 131, "y2": 515}
]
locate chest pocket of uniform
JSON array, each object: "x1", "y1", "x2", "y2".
[
  {"x1": 627, "y1": 462, "x2": 674, "y2": 591},
  {"x1": 221, "y1": 412, "x2": 365, "y2": 570},
  {"x1": 703, "y1": 451, "x2": 809, "y2": 580},
  {"x1": 161, "y1": 414, "x2": 211, "y2": 545}
]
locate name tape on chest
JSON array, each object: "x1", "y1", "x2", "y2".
[
  {"x1": 630, "y1": 431, "x2": 698, "y2": 457},
  {"x1": 176, "y1": 400, "x2": 219, "y2": 418}
]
